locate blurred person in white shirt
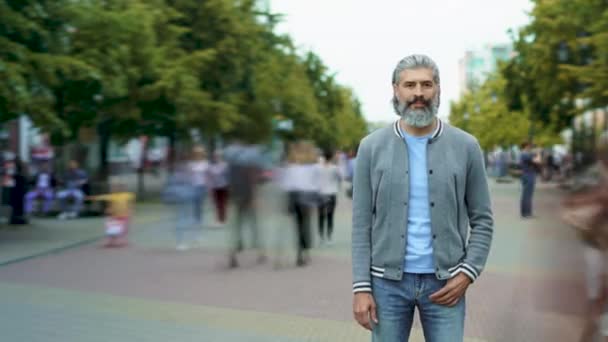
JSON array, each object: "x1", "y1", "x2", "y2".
[
  {"x1": 316, "y1": 151, "x2": 341, "y2": 245},
  {"x1": 284, "y1": 141, "x2": 320, "y2": 266}
]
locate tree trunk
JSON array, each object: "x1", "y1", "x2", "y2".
[
  {"x1": 97, "y1": 120, "x2": 111, "y2": 191},
  {"x1": 136, "y1": 137, "x2": 148, "y2": 199},
  {"x1": 168, "y1": 133, "x2": 176, "y2": 174}
]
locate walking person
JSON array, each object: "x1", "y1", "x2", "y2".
[
  {"x1": 208, "y1": 151, "x2": 229, "y2": 227},
  {"x1": 162, "y1": 158, "x2": 196, "y2": 251},
  {"x1": 351, "y1": 54, "x2": 494, "y2": 342},
  {"x1": 561, "y1": 139, "x2": 608, "y2": 342},
  {"x1": 317, "y1": 151, "x2": 341, "y2": 245},
  {"x1": 224, "y1": 141, "x2": 266, "y2": 268},
  {"x1": 190, "y1": 146, "x2": 209, "y2": 227},
  {"x1": 284, "y1": 141, "x2": 319, "y2": 266},
  {"x1": 519, "y1": 142, "x2": 541, "y2": 218}
]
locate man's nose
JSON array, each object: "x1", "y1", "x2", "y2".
[{"x1": 413, "y1": 84, "x2": 423, "y2": 96}]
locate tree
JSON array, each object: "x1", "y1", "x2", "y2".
[
  {"x1": 450, "y1": 72, "x2": 561, "y2": 150},
  {"x1": 502, "y1": 0, "x2": 608, "y2": 136},
  {"x1": 2, "y1": 0, "x2": 370, "y2": 167},
  {"x1": 0, "y1": 0, "x2": 98, "y2": 135}
]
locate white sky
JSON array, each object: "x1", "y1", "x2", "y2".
[{"x1": 269, "y1": 0, "x2": 533, "y2": 123}]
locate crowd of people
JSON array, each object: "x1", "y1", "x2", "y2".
[
  {"x1": 159, "y1": 141, "x2": 353, "y2": 268},
  {"x1": 486, "y1": 145, "x2": 573, "y2": 182},
  {"x1": 1, "y1": 158, "x2": 92, "y2": 225}
]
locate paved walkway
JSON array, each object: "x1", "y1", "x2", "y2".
[
  {"x1": 0, "y1": 203, "x2": 170, "y2": 265},
  {"x1": 0, "y1": 180, "x2": 590, "y2": 341}
]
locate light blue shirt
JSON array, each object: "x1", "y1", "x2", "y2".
[{"x1": 401, "y1": 127, "x2": 435, "y2": 274}]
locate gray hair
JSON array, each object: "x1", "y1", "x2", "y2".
[
  {"x1": 391, "y1": 54, "x2": 441, "y2": 115},
  {"x1": 391, "y1": 54, "x2": 440, "y2": 86}
]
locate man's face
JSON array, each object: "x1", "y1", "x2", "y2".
[
  {"x1": 69, "y1": 161, "x2": 78, "y2": 170},
  {"x1": 393, "y1": 68, "x2": 439, "y2": 127}
]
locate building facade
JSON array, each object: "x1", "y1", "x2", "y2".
[{"x1": 458, "y1": 43, "x2": 514, "y2": 95}]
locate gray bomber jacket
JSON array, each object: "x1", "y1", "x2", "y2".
[{"x1": 352, "y1": 119, "x2": 494, "y2": 293}]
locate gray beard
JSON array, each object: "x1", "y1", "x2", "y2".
[{"x1": 398, "y1": 103, "x2": 437, "y2": 128}]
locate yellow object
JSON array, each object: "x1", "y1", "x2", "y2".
[{"x1": 89, "y1": 192, "x2": 135, "y2": 217}]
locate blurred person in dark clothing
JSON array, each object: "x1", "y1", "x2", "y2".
[
  {"x1": 9, "y1": 158, "x2": 28, "y2": 225},
  {"x1": 56, "y1": 160, "x2": 88, "y2": 219},
  {"x1": 519, "y1": 142, "x2": 541, "y2": 218},
  {"x1": 224, "y1": 141, "x2": 266, "y2": 268},
  {"x1": 562, "y1": 140, "x2": 608, "y2": 342}
]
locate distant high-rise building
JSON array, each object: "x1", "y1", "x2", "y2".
[{"x1": 458, "y1": 43, "x2": 514, "y2": 95}]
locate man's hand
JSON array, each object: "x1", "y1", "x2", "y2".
[
  {"x1": 353, "y1": 292, "x2": 378, "y2": 331},
  {"x1": 429, "y1": 273, "x2": 471, "y2": 307}
]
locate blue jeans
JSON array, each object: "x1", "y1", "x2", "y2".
[
  {"x1": 193, "y1": 185, "x2": 207, "y2": 224},
  {"x1": 371, "y1": 274, "x2": 465, "y2": 342},
  {"x1": 520, "y1": 173, "x2": 536, "y2": 217}
]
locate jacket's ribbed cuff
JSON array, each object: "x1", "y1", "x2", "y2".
[
  {"x1": 458, "y1": 263, "x2": 479, "y2": 282},
  {"x1": 353, "y1": 281, "x2": 372, "y2": 293},
  {"x1": 449, "y1": 263, "x2": 479, "y2": 283}
]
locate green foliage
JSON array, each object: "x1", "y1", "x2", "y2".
[
  {"x1": 449, "y1": 72, "x2": 562, "y2": 150},
  {"x1": 1, "y1": 0, "x2": 368, "y2": 151},
  {"x1": 452, "y1": 0, "x2": 607, "y2": 149},
  {"x1": 501, "y1": 0, "x2": 608, "y2": 134}
]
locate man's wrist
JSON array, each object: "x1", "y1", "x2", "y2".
[{"x1": 459, "y1": 272, "x2": 473, "y2": 284}]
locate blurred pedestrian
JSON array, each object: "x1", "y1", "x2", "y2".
[
  {"x1": 317, "y1": 151, "x2": 341, "y2": 245},
  {"x1": 162, "y1": 155, "x2": 196, "y2": 251},
  {"x1": 225, "y1": 141, "x2": 266, "y2": 268},
  {"x1": 9, "y1": 158, "x2": 28, "y2": 225},
  {"x1": 88, "y1": 183, "x2": 135, "y2": 248},
  {"x1": 561, "y1": 141, "x2": 608, "y2": 342},
  {"x1": 284, "y1": 141, "x2": 319, "y2": 266},
  {"x1": 345, "y1": 148, "x2": 357, "y2": 199},
  {"x1": 208, "y1": 151, "x2": 229, "y2": 227},
  {"x1": 190, "y1": 146, "x2": 209, "y2": 227},
  {"x1": 519, "y1": 142, "x2": 541, "y2": 218}
]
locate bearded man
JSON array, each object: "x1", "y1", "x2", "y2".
[{"x1": 351, "y1": 54, "x2": 494, "y2": 342}]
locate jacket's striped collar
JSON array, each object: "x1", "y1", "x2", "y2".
[{"x1": 393, "y1": 118, "x2": 444, "y2": 141}]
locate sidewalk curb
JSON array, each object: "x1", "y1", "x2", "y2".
[
  {"x1": 0, "y1": 216, "x2": 170, "y2": 268},
  {"x1": 0, "y1": 235, "x2": 103, "y2": 268}
]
